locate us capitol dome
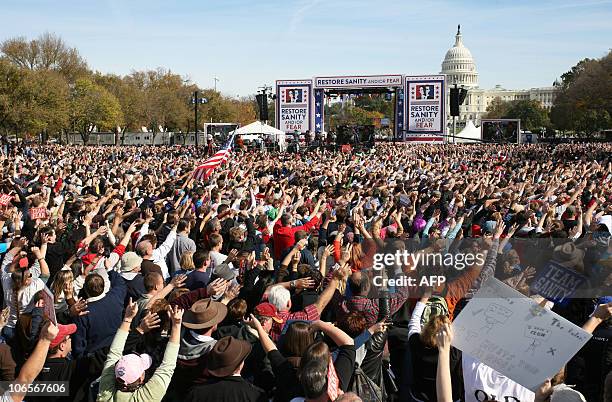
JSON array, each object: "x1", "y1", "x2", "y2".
[
  {"x1": 439, "y1": 25, "x2": 558, "y2": 127},
  {"x1": 441, "y1": 25, "x2": 479, "y2": 88}
]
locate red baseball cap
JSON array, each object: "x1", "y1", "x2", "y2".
[
  {"x1": 254, "y1": 303, "x2": 283, "y2": 323},
  {"x1": 50, "y1": 324, "x2": 77, "y2": 348}
]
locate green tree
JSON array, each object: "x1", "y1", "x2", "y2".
[
  {"x1": 69, "y1": 78, "x2": 123, "y2": 143},
  {"x1": 1, "y1": 32, "x2": 89, "y2": 82},
  {"x1": 0, "y1": 60, "x2": 69, "y2": 139},
  {"x1": 505, "y1": 100, "x2": 550, "y2": 131},
  {"x1": 484, "y1": 97, "x2": 510, "y2": 119},
  {"x1": 551, "y1": 51, "x2": 612, "y2": 136}
]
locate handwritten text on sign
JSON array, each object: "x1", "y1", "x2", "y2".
[{"x1": 452, "y1": 278, "x2": 591, "y2": 391}]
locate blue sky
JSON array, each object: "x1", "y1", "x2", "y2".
[{"x1": 2, "y1": 0, "x2": 611, "y2": 96}]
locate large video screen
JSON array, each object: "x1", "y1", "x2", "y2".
[{"x1": 481, "y1": 119, "x2": 520, "y2": 143}]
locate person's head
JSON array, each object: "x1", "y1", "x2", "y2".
[
  {"x1": 253, "y1": 302, "x2": 283, "y2": 334},
  {"x1": 120, "y1": 252, "x2": 142, "y2": 276},
  {"x1": 177, "y1": 219, "x2": 191, "y2": 233},
  {"x1": 38, "y1": 226, "x2": 56, "y2": 244},
  {"x1": 348, "y1": 271, "x2": 370, "y2": 296},
  {"x1": 229, "y1": 226, "x2": 246, "y2": 243},
  {"x1": 297, "y1": 265, "x2": 323, "y2": 291},
  {"x1": 206, "y1": 336, "x2": 252, "y2": 377},
  {"x1": 193, "y1": 250, "x2": 211, "y2": 271},
  {"x1": 294, "y1": 230, "x2": 308, "y2": 243},
  {"x1": 182, "y1": 298, "x2": 228, "y2": 336},
  {"x1": 280, "y1": 213, "x2": 293, "y2": 227},
  {"x1": 89, "y1": 237, "x2": 105, "y2": 255},
  {"x1": 48, "y1": 323, "x2": 77, "y2": 358},
  {"x1": 136, "y1": 240, "x2": 153, "y2": 257},
  {"x1": 51, "y1": 269, "x2": 74, "y2": 301},
  {"x1": 114, "y1": 353, "x2": 152, "y2": 392},
  {"x1": 204, "y1": 217, "x2": 221, "y2": 234},
  {"x1": 299, "y1": 360, "x2": 328, "y2": 400},
  {"x1": 144, "y1": 272, "x2": 164, "y2": 294},
  {"x1": 268, "y1": 285, "x2": 292, "y2": 312},
  {"x1": 335, "y1": 392, "x2": 363, "y2": 402},
  {"x1": 84, "y1": 273, "x2": 105, "y2": 299},
  {"x1": 299, "y1": 341, "x2": 332, "y2": 399},
  {"x1": 225, "y1": 298, "x2": 247, "y2": 323},
  {"x1": 208, "y1": 233, "x2": 223, "y2": 251},
  {"x1": 420, "y1": 314, "x2": 451, "y2": 347},
  {"x1": 179, "y1": 251, "x2": 195, "y2": 271},
  {"x1": 338, "y1": 311, "x2": 368, "y2": 338},
  {"x1": 281, "y1": 321, "x2": 314, "y2": 357},
  {"x1": 147, "y1": 299, "x2": 171, "y2": 334}
]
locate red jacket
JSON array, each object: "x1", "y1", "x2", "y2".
[{"x1": 272, "y1": 216, "x2": 320, "y2": 259}]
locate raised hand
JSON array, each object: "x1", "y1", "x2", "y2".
[
  {"x1": 435, "y1": 322, "x2": 454, "y2": 351},
  {"x1": 207, "y1": 278, "x2": 229, "y2": 298},
  {"x1": 295, "y1": 277, "x2": 315, "y2": 290},
  {"x1": 168, "y1": 305, "x2": 184, "y2": 326},
  {"x1": 170, "y1": 274, "x2": 187, "y2": 289},
  {"x1": 124, "y1": 297, "x2": 138, "y2": 321},
  {"x1": 69, "y1": 299, "x2": 89, "y2": 317}
]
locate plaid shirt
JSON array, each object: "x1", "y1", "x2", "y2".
[
  {"x1": 336, "y1": 285, "x2": 413, "y2": 327},
  {"x1": 271, "y1": 303, "x2": 320, "y2": 342}
]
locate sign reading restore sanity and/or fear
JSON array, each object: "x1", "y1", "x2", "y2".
[
  {"x1": 276, "y1": 80, "x2": 312, "y2": 134},
  {"x1": 405, "y1": 75, "x2": 446, "y2": 135},
  {"x1": 314, "y1": 75, "x2": 403, "y2": 88},
  {"x1": 452, "y1": 277, "x2": 591, "y2": 391}
]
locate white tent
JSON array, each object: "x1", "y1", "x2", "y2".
[
  {"x1": 456, "y1": 120, "x2": 481, "y2": 143},
  {"x1": 233, "y1": 121, "x2": 284, "y2": 137},
  {"x1": 232, "y1": 120, "x2": 286, "y2": 150}
]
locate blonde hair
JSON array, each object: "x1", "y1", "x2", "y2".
[
  {"x1": 52, "y1": 270, "x2": 74, "y2": 303},
  {"x1": 180, "y1": 251, "x2": 195, "y2": 271},
  {"x1": 420, "y1": 314, "x2": 450, "y2": 348}
]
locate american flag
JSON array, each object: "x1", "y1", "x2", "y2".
[{"x1": 193, "y1": 133, "x2": 236, "y2": 181}]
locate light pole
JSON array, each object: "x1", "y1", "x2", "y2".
[
  {"x1": 213, "y1": 77, "x2": 219, "y2": 92},
  {"x1": 191, "y1": 90, "x2": 208, "y2": 147}
]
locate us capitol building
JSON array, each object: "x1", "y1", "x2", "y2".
[{"x1": 441, "y1": 25, "x2": 559, "y2": 127}]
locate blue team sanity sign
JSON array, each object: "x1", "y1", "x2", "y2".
[{"x1": 530, "y1": 261, "x2": 586, "y2": 304}]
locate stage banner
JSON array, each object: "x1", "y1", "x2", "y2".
[
  {"x1": 405, "y1": 75, "x2": 445, "y2": 143},
  {"x1": 314, "y1": 75, "x2": 403, "y2": 89},
  {"x1": 452, "y1": 277, "x2": 591, "y2": 392},
  {"x1": 395, "y1": 88, "x2": 405, "y2": 140},
  {"x1": 276, "y1": 80, "x2": 312, "y2": 134},
  {"x1": 314, "y1": 89, "x2": 324, "y2": 133}
]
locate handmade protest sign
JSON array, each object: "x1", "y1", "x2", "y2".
[
  {"x1": 530, "y1": 261, "x2": 586, "y2": 305},
  {"x1": 29, "y1": 207, "x2": 48, "y2": 220},
  {"x1": 452, "y1": 277, "x2": 591, "y2": 391},
  {"x1": 0, "y1": 194, "x2": 12, "y2": 206}
]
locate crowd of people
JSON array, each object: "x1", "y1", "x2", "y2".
[{"x1": 0, "y1": 141, "x2": 610, "y2": 402}]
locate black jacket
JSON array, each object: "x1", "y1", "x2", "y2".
[
  {"x1": 361, "y1": 330, "x2": 387, "y2": 389},
  {"x1": 185, "y1": 376, "x2": 267, "y2": 402}
]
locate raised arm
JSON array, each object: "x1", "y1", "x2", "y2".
[{"x1": 436, "y1": 323, "x2": 454, "y2": 402}]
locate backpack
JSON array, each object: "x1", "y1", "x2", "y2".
[
  {"x1": 420, "y1": 295, "x2": 449, "y2": 325},
  {"x1": 348, "y1": 366, "x2": 384, "y2": 402}
]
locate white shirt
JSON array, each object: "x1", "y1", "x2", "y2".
[
  {"x1": 138, "y1": 224, "x2": 177, "y2": 279},
  {"x1": 1, "y1": 254, "x2": 46, "y2": 328},
  {"x1": 462, "y1": 354, "x2": 535, "y2": 402}
]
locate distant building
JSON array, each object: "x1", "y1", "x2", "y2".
[{"x1": 440, "y1": 25, "x2": 559, "y2": 127}]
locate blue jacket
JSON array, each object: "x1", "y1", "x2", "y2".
[{"x1": 73, "y1": 271, "x2": 126, "y2": 359}]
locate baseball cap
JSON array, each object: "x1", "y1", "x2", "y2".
[
  {"x1": 50, "y1": 324, "x2": 77, "y2": 348},
  {"x1": 120, "y1": 252, "x2": 143, "y2": 273},
  {"x1": 254, "y1": 302, "x2": 283, "y2": 323},
  {"x1": 115, "y1": 353, "x2": 152, "y2": 385}
]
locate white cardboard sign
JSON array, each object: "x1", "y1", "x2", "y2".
[{"x1": 452, "y1": 278, "x2": 592, "y2": 391}]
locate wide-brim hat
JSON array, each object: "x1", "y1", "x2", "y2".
[
  {"x1": 182, "y1": 298, "x2": 227, "y2": 329},
  {"x1": 552, "y1": 242, "x2": 585, "y2": 269},
  {"x1": 206, "y1": 336, "x2": 252, "y2": 377}
]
